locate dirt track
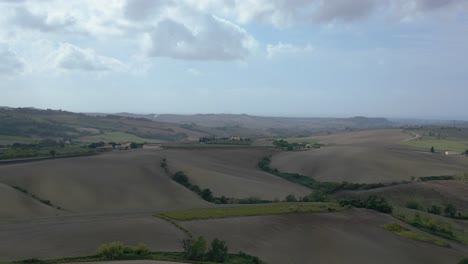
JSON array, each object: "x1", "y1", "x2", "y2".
[
  {"x1": 182, "y1": 209, "x2": 468, "y2": 264},
  {"x1": 271, "y1": 129, "x2": 468, "y2": 183},
  {"x1": 0, "y1": 216, "x2": 184, "y2": 261}
]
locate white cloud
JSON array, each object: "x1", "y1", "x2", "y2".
[
  {"x1": 266, "y1": 42, "x2": 314, "y2": 59},
  {"x1": 49, "y1": 43, "x2": 127, "y2": 72},
  {"x1": 0, "y1": 44, "x2": 24, "y2": 75},
  {"x1": 11, "y1": 7, "x2": 77, "y2": 32},
  {"x1": 144, "y1": 15, "x2": 257, "y2": 61}
]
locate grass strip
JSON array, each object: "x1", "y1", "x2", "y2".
[
  {"x1": 159, "y1": 202, "x2": 345, "y2": 221},
  {"x1": 384, "y1": 223, "x2": 450, "y2": 247}
]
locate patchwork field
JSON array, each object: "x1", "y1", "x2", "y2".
[
  {"x1": 271, "y1": 129, "x2": 468, "y2": 183},
  {"x1": 181, "y1": 209, "x2": 467, "y2": 264},
  {"x1": 158, "y1": 149, "x2": 311, "y2": 200},
  {"x1": 0, "y1": 150, "x2": 209, "y2": 217},
  {"x1": 0, "y1": 216, "x2": 184, "y2": 261}
]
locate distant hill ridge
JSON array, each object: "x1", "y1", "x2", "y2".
[{"x1": 154, "y1": 113, "x2": 393, "y2": 130}]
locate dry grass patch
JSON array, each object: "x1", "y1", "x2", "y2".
[
  {"x1": 159, "y1": 202, "x2": 345, "y2": 221},
  {"x1": 384, "y1": 223, "x2": 450, "y2": 247}
]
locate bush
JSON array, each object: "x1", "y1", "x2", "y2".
[
  {"x1": 132, "y1": 243, "x2": 150, "y2": 256},
  {"x1": 444, "y1": 203, "x2": 457, "y2": 218},
  {"x1": 207, "y1": 238, "x2": 229, "y2": 262},
  {"x1": 427, "y1": 204, "x2": 442, "y2": 215},
  {"x1": 173, "y1": 171, "x2": 190, "y2": 187},
  {"x1": 285, "y1": 194, "x2": 298, "y2": 202},
  {"x1": 98, "y1": 242, "x2": 124, "y2": 260},
  {"x1": 182, "y1": 236, "x2": 207, "y2": 261},
  {"x1": 459, "y1": 258, "x2": 468, "y2": 264},
  {"x1": 339, "y1": 195, "x2": 392, "y2": 214},
  {"x1": 302, "y1": 191, "x2": 329, "y2": 202}
]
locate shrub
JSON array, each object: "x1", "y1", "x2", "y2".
[
  {"x1": 303, "y1": 190, "x2": 329, "y2": 202},
  {"x1": 98, "y1": 242, "x2": 124, "y2": 260},
  {"x1": 459, "y1": 258, "x2": 468, "y2": 264},
  {"x1": 427, "y1": 204, "x2": 442, "y2": 215},
  {"x1": 207, "y1": 238, "x2": 229, "y2": 262},
  {"x1": 173, "y1": 171, "x2": 190, "y2": 187},
  {"x1": 201, "y1": 188, "x2": 214, "y2": 202},
  {"x1": 285, "y1": 194, "x2": 298, "y2": 202},
  {"x1": 444, "y1": 203, "x2": 457, "y2": 218},
  {"x1": 339, "y1": 195, "x2": 393, "y2": 214},
  {"x1": 133, "y1": 243, "x2": 150, "y2": 256},
  {"x1": 182, "y1": 236, "x2": 207, "y2": 261},
  {"x1": 405, "y1": 201, "x2": 421, "y2": 210}
]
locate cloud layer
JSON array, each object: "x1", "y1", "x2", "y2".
[{"x1": 0, "y1": 0, "x2": 466, "y2": 76}]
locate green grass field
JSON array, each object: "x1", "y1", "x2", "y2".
[
  {"x1": 0, "y1": 135, "x2": 39, "y2": 145},
  {"x1": 159, "y1": 202, "x2": 345, "y2": 221},
  {"x1": 284, "y1": 137, "x2": 319, "y2": 144},
  {"x1": 402, "y1": 138, "x2": 467, "y2": 152},
  {"x1": 384, "y1": 223, "x2": 450, "y2": 247},
  {"x1": 79, "y1": 132, "x2": 163, "y2": 143}
]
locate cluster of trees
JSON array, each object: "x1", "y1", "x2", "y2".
[
  {"x1": 339, "y1": 195, "x2": 393, "y2": 214},
  {"x1": 171, "y1": 171, "x2": 216, "y2": 202},
  {"x1": 284, "y1": 191, "x2": 329, "y2": 203},
  {"x1": 272, "y1": 139, "x2": 305, "y2": 151},
  {"x1": 199, "y1": 136, "x2": 252, "y2": 145},
  {"x1": 182, "y1": 237, "x2": 229, "y2": 262},
  {"x1": 406, "y1": 201, "x2": 464, "y2": 219}
]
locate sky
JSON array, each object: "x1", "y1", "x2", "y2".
[{"x1": 0, "y1": 0, "x2": 467, "y2": 120}]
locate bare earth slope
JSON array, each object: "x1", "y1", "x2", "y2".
[
  {"x1": 0, "y1": 216, "x2": 184, "y2": 261},
  {"x1": 271, "y1": 129, "x2": 468, "y2": 183},
  {"x1": 0, "y1": 150, "x2": 209, "y2": 215},
  {"x1": 0, "y1": 183, "x2": 59, "y2": 219},
  {"x1": 336, "y1": 180, "x2": 468, "y2": 211},
  {"x1": 182, "y1": 209, "x2": 467, "y2": 264},
  {"x1": 159, "y1": 149, "x2": 311, "y2": 200}
]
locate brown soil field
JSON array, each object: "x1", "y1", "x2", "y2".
[
  {"x1": 0, "y1": 216, "x2": 184, "y2": 261},
  {"x1": 0, "y1": 150, "x2": 209, "y2": 216},
  {"x1": 336, "y1": 180, "x2": 468, "y2": 211},
  {"x1": 66, "y1": 260, "x2": 188, "y2": 264},
  {"x1": 182, "y1": 209, "x2": 468, "y2": 264},
  {"x1": 157, "y1": 149, "x2": 311, "y2": 200},
  {"x1": 271, "y1": 129, "x2": 468, "y2": 183},
  {"x1": 0, "y1": 183, "x2": 59, "y2": 219}
]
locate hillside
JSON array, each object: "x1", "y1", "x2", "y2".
[{"x1": 155, "y1": 114, "x2": 394, "y2": 137}]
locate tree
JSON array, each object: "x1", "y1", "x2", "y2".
[
  {"x1": 207, "y1": 238, "x2": 229, "y2": 262},
  {"x1": 444, "y1": 203, "x2": 457, "y2": 218},
  {"x1": 49, "y1": 149, "x2": 56, "y2": 157},
  {"x1": 182, "y1": 236, "x2": 207, "y2": 261},
  {"x1": 285, "y1": 194, "x2": 298, "y2": 202},
  {"x1": 201, "y1": 188, "x2": 214, "y2": 202},
  {"x1": 427, "y1": 204, "x2": 442, "y2": 215},
  {"x1": 430, "y1": 146, "x2": 435, "y2": 153},
  {"x1": 98, "y1": 242, "x2": 124, "y2": 260},
  {"x1": 465, "y1": 149, "x2": 468, "y2": 156}
]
